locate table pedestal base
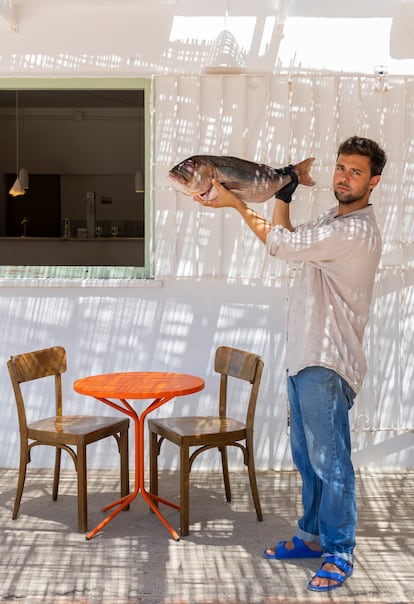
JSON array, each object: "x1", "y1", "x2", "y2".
[
  {"x1": 85, "y1": 488, "x2": 180, "y2": 541},
  {"x1": 85, "y1": 395, "x2": 181, "y2": 541}
]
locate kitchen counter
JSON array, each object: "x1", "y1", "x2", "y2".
[{"x1": 0, "y1": 237, "x2": 145, "y2": 266}]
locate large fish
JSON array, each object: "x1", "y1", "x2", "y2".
[{"x1": 168, "y1": 155, "x2": 315, "y2": 203}]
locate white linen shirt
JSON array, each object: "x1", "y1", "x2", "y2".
[{"x1": 266, "y1": 205, "x2": 382, "y2": 394}]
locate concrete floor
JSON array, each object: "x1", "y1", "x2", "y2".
[{"x1": 0, "y1": 467, "x2": 413, "y2": 604}]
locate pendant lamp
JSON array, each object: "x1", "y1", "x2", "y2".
[
  {"x1": 135, "y1": 171, "x2": 144, "y2": 193},
  {"x1": 9, "y1": 91, "x2": 26, "y2": 197},
  {"x1": 203, "y1": 1, "x2": 246, "y2": 74},
  {"x1": 19, "y1": 167, "x2": 29, "y2": 190}
]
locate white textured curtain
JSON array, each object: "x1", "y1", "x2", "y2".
[{"x1": 154, "y1": 73, "x2": 414, "y2": 433}]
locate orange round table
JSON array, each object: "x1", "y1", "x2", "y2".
[{"x1": 73, "y1": 371, "x2": 205, "y2": 540}]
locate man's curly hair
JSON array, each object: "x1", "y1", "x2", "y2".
[{"x1": 337, "y1": 136, "x2": 387, "y2": 176}]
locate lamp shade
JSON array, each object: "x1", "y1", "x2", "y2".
[
  {"x1": 135, "y1": 171, "x2": 144, "y2": 192},
  {"x1": 9, "y1": 177, "x2": 25, "y2": 197},
  {"x1": 19, "y1": 168, "x2": 29, "y2": 189},
  {"x1": 204, "y1": 29, "x2": 246, "y2": 74}
]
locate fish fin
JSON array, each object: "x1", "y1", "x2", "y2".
[
  {"x1": 220, "y1": 181, "x2": 243, "y2": 193},
  {"x1": 293, "y1": 157, "x2": 316, "y2": 187},
  {"x1": 210, "y1": 169, "x2": 241, "y2": 192}
]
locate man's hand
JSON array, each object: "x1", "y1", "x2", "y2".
[
  {"x1": 194, "y1": 178, "x2": 272, "y2": 244},
  {"x1": 193, "y1": 179, "x2": 246, "y2": 210}
]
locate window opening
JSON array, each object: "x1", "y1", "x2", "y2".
[{"x1": 0, "y1": 81, "x2": 151, "y2": 279}]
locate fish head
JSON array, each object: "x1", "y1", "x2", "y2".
[{"x1": 168, "y1": 156, "x2": 218, "y2": 200}]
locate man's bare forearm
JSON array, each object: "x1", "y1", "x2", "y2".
[
  {"x1": 271, "y1": 199, "x2": 294, "y2": 232},
  {"x1": 228, "y1": 191, "x2": 294, "y2": 244},
  {"x1": 233, "y1": 200, "x2": 272, "y2": 244},
  {"x1": 193, "y1": 178, "x2": 293, "y2": 244}
]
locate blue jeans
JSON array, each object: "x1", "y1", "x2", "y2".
[{"x1": 288, "y1": 366, "x2": 356, "y2": 565}]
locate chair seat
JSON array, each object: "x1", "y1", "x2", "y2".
[
  {"x1": 149, "y1": 416, "x2": 246, "y2": 445},
  {"x1": 28, "y1": 415, "x2": 129, "y2": 443}
]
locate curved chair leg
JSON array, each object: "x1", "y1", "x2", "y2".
[
  {"x1": 246, "y1": 443, "x2": 263, "y2": 521},
  {"x1": 219, "y1": 445, "x2": 232, "y2": 502},
  {"x1": 179, "y1": 444, "x2": 190, "y2": 536},
  {"x1": 12, "y1": 446, "x2": 28, "y2": 520},
  {"x1": 52, "y1": 447, "x2": 62, "y2": 501}
]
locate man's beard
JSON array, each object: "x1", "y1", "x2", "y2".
[
  {"x1": 334, "y1": 187, "x2": 369, "y2": 204},
  {"x1": 334, "y1": 190, "x2": 360, "y2": 204}
]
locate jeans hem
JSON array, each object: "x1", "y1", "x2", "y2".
[
  {"x1": 296, "y1": 528, "x2": 320, "y2": 544},
  {"x1": 322, "y1": 553, "x2": 354, "y2": 566}
]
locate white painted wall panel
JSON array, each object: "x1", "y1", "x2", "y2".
[
  {"x1": 0, "y1": 73, "x2": 413, "y2": 472},
  {"x1": 337, "y1": 77, "x2": 361, "y2": 143}
]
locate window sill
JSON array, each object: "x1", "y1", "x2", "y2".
[{"x1": 0, "y1": 278, "x2": 163, "y2": 288}]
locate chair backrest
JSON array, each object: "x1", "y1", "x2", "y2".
[
  {"x1": 7, "y1": 346, "x2": 67, "y2": 433},
  {"x1": 214, "y1": 345, "x2": 264, "y2": 427}
]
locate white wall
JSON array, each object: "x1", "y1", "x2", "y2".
[
  {"x1": 0, "y1": 2, "x2": 413, "y2": 471},
  {"x1": 0, "y1": 278, "x2": 293, "y2": 471}
]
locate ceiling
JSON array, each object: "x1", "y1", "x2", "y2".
[
  {"x1": 0, "y1": 0, "x2": 407, "y2": 29},
  {"x1": 1, "y1": 0, "x2": 413, "y2": 67},
  {"x1": 288, "y1": 0, "x2": 405, "y2": 17}
]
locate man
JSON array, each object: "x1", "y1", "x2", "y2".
[{"x1": 193, "y1": 136, "x2": 387, "y2": 592}]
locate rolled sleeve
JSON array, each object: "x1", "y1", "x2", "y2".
[
  {"x1": 266, "y1": 210, "x2": 365, "y2": 264},
  {"x1": 266, "y1": 225, "x2": 285, "y2": 256}
]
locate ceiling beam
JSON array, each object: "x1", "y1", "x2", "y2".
[
  {"x1": 0, "y1": 0, "x2": 18, "y2": 30},
  {"x1": 390, "y1": 1, "x2": 414, "y2": 58},
  {"x1": 288, "y1": 0, "x2": 400, "y2": 18}
]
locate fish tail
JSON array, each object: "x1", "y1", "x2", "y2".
[{"x1": 293, "y1": 157, "x2": 316, "y2": 187}]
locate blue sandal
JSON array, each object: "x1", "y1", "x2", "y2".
[
  {"x1": 307, "y1": 555, "x2": 353, "y2": 592},
  {"x1": 263, "y1": 535, "x2": 323, "y2": 559}
]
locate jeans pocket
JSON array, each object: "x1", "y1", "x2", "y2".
[{"x1": 344, "y1": 382, "x2": 356, "y2": 410}]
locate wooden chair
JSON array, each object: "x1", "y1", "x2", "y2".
[
  {"x1": 7, "y1": 345, "x2": 130, "y2": 533},
  {"x1": 148, "y1": 345, "x2": 264, "y2": 536}
]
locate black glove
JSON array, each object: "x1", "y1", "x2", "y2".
[{"x1": 275, "y1": 165, "x2": 299, "y2": 203}]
